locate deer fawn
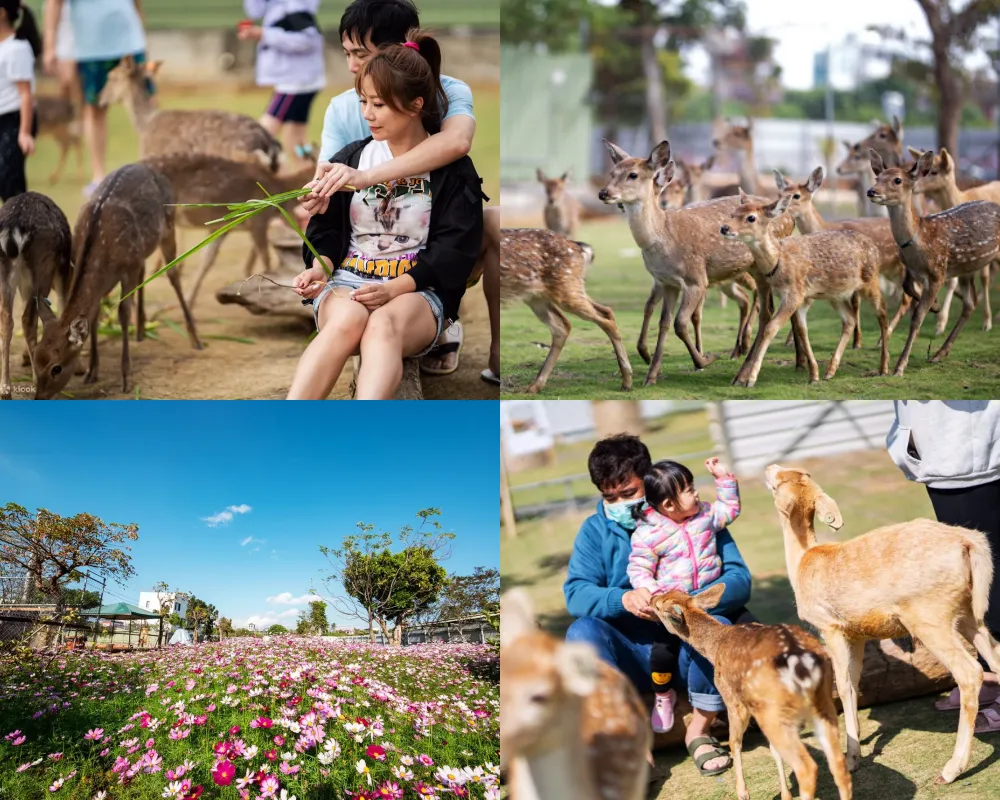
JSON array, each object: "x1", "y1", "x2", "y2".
[
  {"x1": 652, "y1": 586, "x2": 852, "y2": 800},
  {"x1": 676, "y1": 155, "x2": 716, "y2": 203},
  {"x1": 599, "y1": 140, "x2": 792, "y2": 384},
  {"x1": 500, "y1": 228, "x2": 632, "y2": 393},
  {"x1": 98, "y1": 57, "x2": 282, "y2": 170},
  {"x1": 835, "y1": 140, "x2": 884, "y2": 218},
  {"x1": 0, "y1": 193, "x2": 73, "y2": 400},
  {"x1": 500, "y1": 589, "x2": 650, "y2": 800},
  {"x1": 536, "y1": 169, "x2": 580, "y2": 237},
  {"x1": 32, "y1": 164, "x2": 202, "y2": 399},
  {"x1": 867, "y1": 149, "x2": 1000, "y2": 376},
  {"x1": 720, "y1": 189, "x2": 889, "y2": 387},
  {"x1": 34, "y1": 97, "x2": 83, "y2": 185},
  {"x1": 765, "y1": 463, "x2": 1000, "y2": 784}
]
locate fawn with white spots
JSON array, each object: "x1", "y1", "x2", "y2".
[
  {"x1": 537, "y1": 169, "x2": 580, "y2": 237},
  {"x1": 651, "y1": 585, "x2": 851, "y2": 800},
  {"x1": 766, "y1": 464, "x2": 1000, "y2": 785},
  {"x1": 867, "y1": 149, "x2": 1000, "y2": 376},
  {"x1": 500, "y1": 228, "x2": 632, "y2": 393},
  {"x1": 598, "y1": 140, "x2": 794, "y2": 383},
  {"x1": 720, "y1": 189, "x2": 889, "y2": 387},
  {"x1": 500, "y1": 589, "x2": 650, "y2": 800}
]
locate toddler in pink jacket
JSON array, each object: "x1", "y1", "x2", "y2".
[{"x1": 627, "y1": 456, "x2": 741, "y2": 732}]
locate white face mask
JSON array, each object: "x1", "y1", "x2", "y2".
[{"x1": 603, "y1": 497, "x2": 644, "y2": 530}]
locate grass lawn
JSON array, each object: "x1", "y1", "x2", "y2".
[
  {"x1": 500, "y1": 218, "x2": 1000, "y2": 399},
  {"x1": 500, "y1": 409, "x2": 1000, "y2": 799},
  {"x1": 0, "y1": 639, "x2": 499, "y2": 800}
]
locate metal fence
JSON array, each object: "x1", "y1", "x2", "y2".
[{"x1": 322, "y1": 615, "x2": 497, "y2": 646}]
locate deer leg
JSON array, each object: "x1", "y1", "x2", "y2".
[
  {"x1": 864, "y1": 281, "x2": 891, "y2": 376},
  {"x1": 719, "y1": 284, "x2": 727, "y2": 309},
  {"x1": 935, "y1": 277, "x2": 958, "y2": 335},
  {"x1": 118, "y1": 275, "x2": 136, "y2": 394},
  {"x1": 693, "y1": 293, "x2": 704, "y2": 356},
  {"x1": 744, "y1": 288, "x2": 759, "y2": 354},
  {"x1": 894, "y1": 276, "x2": 943, "y2": 377},
  {"x1": 930, "y1": 276, "x2": 975, "y2": 363},
  {"x1": 784, "y1": 298, "x2": 810, "y2": 347},
  {"x1": 733, "y1": 298, "x2": 796, "y2": 389},
  {"x1": 637, "y1": 281, "x2": 662, "y2": 365},
  {"x1": 823, "y1": 298, "x2": 855, "y2": 381},
  {"x1": 0, "y1": 264, "x2": 14, "y2": 400},
  {"x1": 850, "y1": 291, "x2": 862, "y2": 349},
  {"x1": 673, "y1": 283, "x2": 716, "y2": 370},
  {"x1": 885, "y1": 283, "x2": 911, "y2": 339},
  {"x1": 981, "y1": 265, "x2": 992, "y2": 332},
  {"x1": 759, "y1": 718, "x2": 819, "y2": 800},
  {"x1": 160, "y1": 230, "x2": 203, "y2": 351},
  {"x1": 645, "y1": 284, "x2": 678, "y2": 386},
  {"x1": 135, "y1": 285, "x2": 145, "y2": 342},
  {"x1": 824, "y1": 631, "x2": 864, "y2": 771},
  {"x1": 48, "y1": 130, "x2": 71, "y2": 185},
  {"x1": 768, "y1": 743, "x2": 792, "y2": 800},
  {"x1": 720, "y1": 280, "x2": 750, "y2": 359},
  {"x1": 790, "y1": 306, "x2": 819, "y2": 382},
  {"x1": 184, "y1": 235, "x2": 226, "y2": 311},
  {"x1": 958, "y1": 612, "x2": 1000, "y2": 675},
  {"x1": 723, "y1": 696, "x2": 752, "y2": 800},
  {"x1": 249, "y1": 218, "x2": 272, "y2": 273},
  {"x1": 19, "y1": 286, "x2": 40, "y2": 374},
  {"x1": 560, "y1": 295, "x2": 633, "y2": 392},
  {"x1": 525, "y1": 298, "x2": 570, "y2": 394},
  {"x1": 814, "y1": 702, "x2": 853, "y2": 800},
  {"x1": 82, "y1": 312, "x2": 100, "y2": 383}
]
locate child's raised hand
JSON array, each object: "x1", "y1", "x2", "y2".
[{"x1": 705, "y1": 457, "x2": 730, "y2": 479}]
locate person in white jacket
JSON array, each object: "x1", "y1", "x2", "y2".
[{"x1": 887, "y1": 400, "x2": 1000, "y2": 731}]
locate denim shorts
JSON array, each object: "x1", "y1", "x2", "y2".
[
  {"x1": 311, "y1": 271, "x2": 444, "y2": 357},
  {"x1": 79, "y1": 51, "x2": 155, "y2": 107}
]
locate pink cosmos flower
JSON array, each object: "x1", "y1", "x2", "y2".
[
  {"x1": 48, "y1": 752, "x2": 63, "y2": 761},
  {"x1": 251, "y1": 717, "x2": 273, "y2": 729},
  {"x1": 84, "y1": 728, "x2": 104, "y2": 741},
  {"x1": 258, "y1": 774, "x2": 280, "y2": 798},
  {"x1": 212, "y1": 760, "x2": 236, "y2": 786},
  {"x1": 273, "y1": 734, "x2": 285, "y2": 746},
  {"x1": 11, "y1": 735, "x2": 26, "y2": 746},
  {"x1": 145, "y1": 738, "x2": 156, "y2": 749},
  {"x1": 366, "y1": 745, "x2": 386, "y2": 762},
  {"x1": 377, "y1": 782, "x2": 404, "y2": 800},
  {"x1": 278, "y1": 761, "x2": 299, "y2": 775},
  {"x1": 416, "y1": 754, "x2": 434, "y2": 767},
  {"x1": 264, "y1": 749, "x2": 278, "y2": 761},
  {"x1": 99, "y1": 748, "x2": 110, "y2": 757},
  {"x1": 229, "y1": 725, "x2": 241, "y2": 735}
]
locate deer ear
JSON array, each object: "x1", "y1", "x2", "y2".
[
  {"x1": 603, "y1": 140, "x2": 629, "y2": 165},
  {"x1": 648, "y1": 140, "x2": 672, "y2": 169},
  {"x1": 703, "y1": 154, "x2": 715, "y2": 170},
  {"x1": 815, "y1": 493, "x2": 843, "y2": 530},
  {"x1": 536, "y1": 168, "x2": 544, "y2": 182},
  {"x1": 654, "y1": 160, "x2": 676, "y2": 189},
  {"x1": 555, "y1": 641, "x2": 600, "y2": 697},
  {"x1": 773, "y1": 170, "x2": 788, "y2": 192},
  {"x1": 121, "y1": 55, "x2": 135, "y2": 69},
  {"x1": 869, "y1": 149, "x2": 885, "y2": 176},
  {"x1": 767, "y1": 194, "x2": 791, "y2": 218},
  {"x1": 147, "y1": 61, "x2": 163, "y2": 75},
  {"x1": 738, "y1": 187, "x2": 750, "y2": 204},
  {"x1": 842, "y1": 140, "x2": 853, "y2": 152},
  {"x1": 913, "y1": 151, "x2": 934, "y2": 180},
  {"x1": 939, "y1": 148, "x2": 952, "y2": 171},
  {"x1": 907, "y1": 146, "x2": 924, "y2": 159},
  {"x1": 693, "y1": 583, "x2": 726, "y2": 611},
  {"x1": 892, "y1": 115, "x2": 902, "y2": 135},
  {"x1": 562, "y1": 168, "x2": 572, "y2": 182},
  {"x1": 499, "y1": 589, "x2": 536, "y2": 649},
  {"x1": 807, "y1": 166, "x2": 824, "y2": 193},
  {"x1": 67, "y1": 316, "x2": 89, "y2": 348}
]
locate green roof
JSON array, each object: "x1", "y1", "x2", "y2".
[{"x1": 79, "y1": 603, "x2": 162, "y2": 619}]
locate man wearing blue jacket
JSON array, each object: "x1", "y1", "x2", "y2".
[{"x1": 564, "y1": 434, "x2": 755, "y2": 777}]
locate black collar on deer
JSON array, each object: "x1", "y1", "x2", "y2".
[
  {"x1": 900, "y1": 235, "x2": 917, "y2": 249},
  {"x1": 766, "y1": 257, "x2": 781, "y2": 278}
]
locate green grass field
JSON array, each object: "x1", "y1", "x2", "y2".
[
  {"x1": 501, "y1": 408, "x2": 1000, "y2": 800},
  {"x1": 500, "y1": 218, "x2": 1000, "y2": 400}
]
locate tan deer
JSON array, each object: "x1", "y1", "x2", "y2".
[
  {"x1": 142, "y1": 153, "x2": 318, "y2": 309},
  {"x1": 710, "y1": 119, "x2": 773, "y2": 198},
  {"x1": 598, "y1": 140, "x2": 793, "y2": 384},
  {"x1": 98, "y1": 57, "x2": 282, "y2": 170},
  {"x1": 500, "y1": 228, "x2": 632, "y2": 393},
  {"x1": 0, "y1": 193, "x2": 73, "y2": 400},
  {"x1": 720, "y1": 189, "x2": 889, "y2": 387},
  {"x1": 32, "y1": 163, "x2": 202, "y2": 399},
  {"x1": 867, "y1": 150, "x2": 1000, "y2": 376},
  {"x1": 500, "y1": 589, "x2": 650, "y2": 800},
  {"x1": 835, "y1": 140, "x2": 882, "y2": 218},
  {"x1": 651, "y1": 586, "x2": 852, "y2": 800},
  {"x1": 910, "y1": 146, "x2": 996, "y2": 331},
  {"x1": 676, "y1": 155, "x2": 716, "y2": 203},
  {"x1": 536, "y1": 169, "x2": 580, "y2": 237},
  {"x1": 34, "y1": 96, "x2": 82, "y2": 185},
  {"x1": 765, "y1": 463, "x2": 1000, "y2": 784}
]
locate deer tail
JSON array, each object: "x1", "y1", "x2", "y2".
[
  {"x1": 773, "y1": 649, "x2": 823, "y2": 696},
  {"x1": 0, "y1": 223, "x2": 29, "y2": 261},
  {"x1": 965, "y1": 528, "x2": 993, "y2": 624}
]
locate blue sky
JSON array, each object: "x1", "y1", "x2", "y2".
[{"x1": 0, "y1": 402, "x2": 498, "y2": 630}]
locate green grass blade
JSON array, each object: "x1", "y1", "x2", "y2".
[{"x1": 203, "y1": 334, "x2": 256, "y2": 344}]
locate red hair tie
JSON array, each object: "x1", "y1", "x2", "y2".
[{"x1": 402, "y1": 41, "x2": 420, "y2": 51}]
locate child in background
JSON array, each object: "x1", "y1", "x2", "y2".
[
  {"x1": 240, "y1": 0, "x2": 326, "y2": 169},
  {"x1": 626, "y1": 456, "x2": 741, "y2": 732},
  {"x1": 0, "y1": 0, "x2": 39, "y2": 201}
]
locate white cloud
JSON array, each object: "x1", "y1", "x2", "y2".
[
  {"x1": 202, "y1": 504, "x2": 253, "y2": 527},
  {"x1": 266, "y1": 591, "x2": 315, "y2": 605},
  {"x1": 240, "y1": 536, "x2": 264, "y2": 547},
  {"x1": 235, "y1": 608, "x2": 301, "y2": 629}
]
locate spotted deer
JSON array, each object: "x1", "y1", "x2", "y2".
[
  {"x1": 710, "y1": 119, "x2": 774, "y2": 198},
  {"x1": 652, "y1": 586, "x2": 852, "y2": 800},
  {"x1": 0, "y1": 193, "x2": 73, "y2": 400},
  {"x1": 536, "y1": 169, "x2": 580, "y2": 237},
  {"x1": 598, "y1": 140, "x2": 793, "y2": 384},
  {"x1": 867, "y1": 150, "x2": 1000, "y2": 376},
  {"x1": 34, "y1": 96, "x2": 83, "y2": 185},
  {"x1": 500, "y1": 228, "x2": 632, "y2": 393},
  {"x1": 98, "y1": 57, "x2": 282, "y2": 169},
  {"x1": 765, "y1": 463, "x2": 1000, "y2": 785},
  {"x1": 720, "y1": 189, "x2": 889, "y2": 387},
  {"x1": 32, "y1": 164, "x2": 202, "y2": 399},
  {"x1": 500, "y1": 589, "x2": 650, "y2": 800},
  {"x1": 676, "y1": 155, "x2": 716, "y2": 203},
  {"x1": 835, "y1": 140, "x2": 883, "y2": 218}
]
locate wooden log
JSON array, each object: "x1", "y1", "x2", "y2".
[
  {"x1": 348, "y1": 356, "x2": 423, "y2": 400},
  {"x1": 649, "y1": 637, "x2": 955, "y2": 751}
]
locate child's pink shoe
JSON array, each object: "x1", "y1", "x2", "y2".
[{"x1": 651, "y1": 688, "x2": 676, "y2": 733}]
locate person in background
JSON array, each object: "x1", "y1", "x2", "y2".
[
  {"x1": 239, "y1": 0, "x2": 326, "y2": 170},
  {"x1": 42, "y1": 0, "x2": 150, "y2": 197},
  {"x1": 887, "y1": 400, "x2": 1000, "y2": 732},
  {"x1": 0, "y1": 0, "x2": 40, "y2": 201}
]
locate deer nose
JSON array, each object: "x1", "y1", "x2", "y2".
[
  {"x1": 720, "y1": 225, "x2": 730, "y2": 235},
  {"x1": 597, "y1": 189, "x2": 608, "y2": 201},
  {"x1": 866, "y1": 188, "x2": 876, "y2": 198}
]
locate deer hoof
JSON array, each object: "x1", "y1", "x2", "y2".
[
  {"x1": 21, "y1": 350, "x2": 30, "y2": 367},
  {"x1": 697, "y1": 353, "x2": 719, "y2": 370},
  {"x1": 83, "y1": 371, "x2": 99, "y2": 384},
  {"x1": 620, "y1": 377, "x2": 633, "y2": 392},
  {"x1": 525, "y1": 383, "x2": 543, "y2": 395},
  {"x1": 637, "y1": 347, "x2": 652, "y2": 365}
]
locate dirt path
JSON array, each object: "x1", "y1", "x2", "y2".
[{"x1": 10, "y1": 231, "x2": 497, "y2": 400}]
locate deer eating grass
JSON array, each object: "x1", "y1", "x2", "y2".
[
  {"x1": 720, "y1": 189, "x2": 889, "y2": 387},
  {"x1": 867, "y1": 150, "x2": 1000, "y2": 377},
  {"x1": 651, "y1": 586, "x2": 852, "y2": 800},
  {"x1": 598, "y1": 140, "x2": 792, "y2": 384},
  {"x1": 537, "y1": 169, "x2": 580, "y2": 237},
  {"x1": 500, "y1": 228, "x2": 632, "y2": 393},
  {"x1": 98, "y1": 57, "x2": 282, "y2": 170},
  {"x1": 500, "y1": 589, "x2": 650, "y2": 800},
  {"x1": 0, "y1": 193, "x2": 73, "y2": 400},
  {"x1": 765, "y1": 463, "x2": 1000, "y2": 784},
  {"x1": 32, "y1": 164, "x2": 202, "y2": 399}
]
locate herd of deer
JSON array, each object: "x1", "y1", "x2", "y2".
[
  {"x1": 501, "y1": 464, "x2": 1000, "y2": 800},
  {"x1": 501, "y1": 117, "x2": 1000, "y2": 392}
]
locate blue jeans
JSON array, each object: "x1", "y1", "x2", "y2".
[{"x1": 566, "y1": 616, "x2": 728, "y2": 712}]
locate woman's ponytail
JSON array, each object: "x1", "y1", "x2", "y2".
[{"x1": 16, "y1": 5, "x2": 43, "y2": 59}]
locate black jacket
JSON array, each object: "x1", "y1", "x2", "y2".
[{"x1": 303, "y1": 137, "x2": 487, "y2": 322}]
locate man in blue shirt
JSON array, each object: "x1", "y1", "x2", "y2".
[{"x1": 565, "y1": 434, "x2": 756, "y2": 778}]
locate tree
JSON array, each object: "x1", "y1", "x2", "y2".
[
  {"x1": 267, "y1": 624, "x2": 288, "y2": 635},
  {"x1": 436, "y1": 567, "x2": 500, "y2": 621},
  {"x1": 61, "y1": 588, "x2": 101, "y2": 609},
  {"x1": 308, "y1": 600, "x2": 329, "y2": 635},
  {"x1": 184, "y1": 595, "x2": 217, "y2": 643},
  {"x1": 318, "y1": 509, "x2": 453, "y2": 646},
  {"x1": 218, "y1": 617, "x2": 233, "y2": 639}
]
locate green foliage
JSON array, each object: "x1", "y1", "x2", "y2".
[
  {"x1": 266, "y1": 624, "x2": 289, "y2": 635},
  {"x1": 308, "y1": 600, "x2": 329, "y2": 635},
  {"x1": 436, "y1": 567, "x2": 500, "y2": 621},
  {"x1": 184, "y1": 595, "x2": 218, "y2": 643},
  {"x1": 60, "y1": 588, "x2": 101, "y2": 609},
  {"x1": 217, "y1": 617, "x2": 233, "y2": 638}
]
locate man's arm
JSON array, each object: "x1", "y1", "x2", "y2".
[
  {"x1": 696, "y1": 528, "x2": 751, "y2": 617},
  {"x1": 43, "y1": 0, "x2": 64, "y2": 74},
  {"x1": 363, "y1": 115, "x2": 475, "y2": 186},
  {"x1": 564, "y1": 517, "x2": 628, "y2": 620}
]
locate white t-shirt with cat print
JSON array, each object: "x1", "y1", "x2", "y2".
[{"x1": 336, "y1": 139, "x2": 432, "y2": 283}]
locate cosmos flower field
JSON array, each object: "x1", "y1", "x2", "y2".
[{"x1": 0, "y1": 639, "x2": 499, "y2": 800}]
